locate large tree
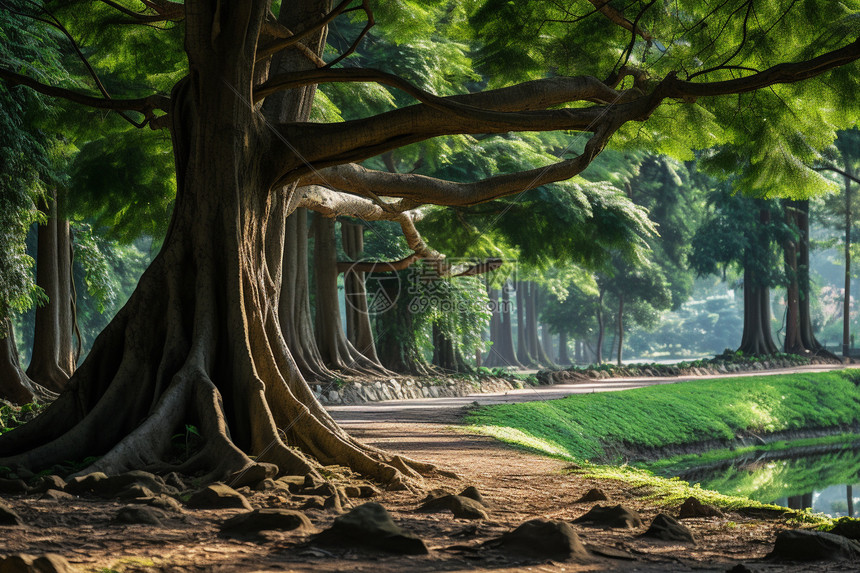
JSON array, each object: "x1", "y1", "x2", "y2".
[{"x1": 1, "y1": 0, "x2": 859, "y2": 486}]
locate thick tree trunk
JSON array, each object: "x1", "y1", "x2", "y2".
[
  {"x1": 526, "y1": 285, "x2": 554, "y2": 367},
  {"x1": 375, "y1": 272, "x2": 433, "y2": 375},
  {"x1": 0, "y1": 2, "x2": 436, "y2": 489},
  {"x1": 557, "y1": 330, "x2": 570, "y2": 365},
  {"x1": 515, "y1": 281, "x2": 535, "y2": 367},
  {"x1": 312, "y1": 215, "x2": 386, "y2": 374},
  {"x1": 341, "y1": 221, "x2": 381, "y2": 363},
  {"x1": 484, "y1": 286, "x2": 522, "y2": 368},
  {"x1": 279, "y1": 209, "x2": 334, "y2": 380},
  {"x1": 1, "y1": 319, "x2": 54, "y2": 405},
  {"x1": 782, "y1": 200, "x2": 804, "y2": 354},
  {"x1": 27, "y1": 190, "x2": 76, "y2": 392},
  {"x1": 738, "y1": 208, "x2": 779, "y2": 356},
  {"x1": 431, "y1": 324, "x2": 471, "y2": 372}
]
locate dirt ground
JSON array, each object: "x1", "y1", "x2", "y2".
[{"x1": 0, "y1": 400, "x2": 854, "y2": 572}]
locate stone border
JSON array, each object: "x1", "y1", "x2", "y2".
[{"x1": 313, "y1": 376, "x2": 523, "y2": 406}]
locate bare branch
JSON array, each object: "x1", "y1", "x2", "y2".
[
  {"x1": 587, "y1": 0, "x2": 653, "y2": 40},
  {"x1": 257, "y1": 0, "x2": 354, "y2": 61},
  {"x1": 814, "y1": 164, "x2": 860, "y2": 185},
  {"x1": 323, "y1": 0, "x2": 373, "y2": 69}
]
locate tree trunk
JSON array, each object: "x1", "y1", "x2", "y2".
[
  {"x1": 616, "y1": 294, "x2": 625, "y2": 366},
  {"x1": 341, "y1": 220, "x2": 380, "y2": 363},
  {"x1": 527, "y1": 285, "x2": 554, "y2": 367},
  {"x1": 844, "y1": 170, "x2": 853, "y2": 357},
  {"x1": 557, "y1": 330, "x2": 570, "y2": 365},
  {"x1": 279, "y1": 208, "x2": 334, "y2": 380},
  {"x1": 596, "y1": 289, "x2": 605, "y2": 364},
  {"x1": 431, "y1": 324, "x2": 471, "y2": 373},
  {"x1": 782, "y1": 199, "x2": 804, "y2": 354},
  {"x1": 738, "y1": 208, "x2": 779, "y2": 356},
  {"x1": 0, "y1": 2, "x2": 436, "y2": 488},
  {"x1": 485, "y1": 285, "x2": 522, "y2": 368},
  {"x1": 26, "y1": 190, "x2": 76, "y2": 393},
  {"x1": 375, "y1": 271, "x2": 433, "y2": 375},
  {"x1": 574, "y1": 339, "x2": 583, "y2": 363},
  {"x1": 312, "y1": 215, "x2": 386, "y2": 374},
  {"x1": 515, "y1": 281, "x2": 535, "y2": 367},
  {"x1": 797, "y1": 200, "x2": 823, "y2": 352},
  {"x1": 1, "y1": 319, "x2": 54, "y2": 405}
]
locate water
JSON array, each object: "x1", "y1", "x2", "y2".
[{"x1": 664, "y1": 446, "x2": 860, "y2": 518}]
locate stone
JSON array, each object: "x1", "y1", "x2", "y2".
[
  {"x1": 726, "y1": 565, "x2": 755, "y2": 573},
  {"x1": 0, "y1": 554, "x2": 74, "y2": 573},
  {"x1": 573, "y1": 504, "x2": 643, "y2": 529},
  {"x1": 116, "y1": 484, "x2": 156, "y2": 500},
  {"x1": 163, "y1": 472, "x2": 186, "y2": 492},
  {"x1": 766, "y1": 529, "x2": 860, "y2": 561},
  {"x1": 324, "y1": 493, "x2": 343, "y2": 513},
  {"x1": 0, "y1": 502, "x2": 23, "y2": 526},
  {"x1": 576, "y1": 488, "x2": 609, "y2": 503},
  {"x1": 101, "y1": 471, "x2": 172, "y2": 497},
  {"x1": 418, "y1": 493, "x2": 487, "y2": 519},
  {"x1": 641, "y1": 513, "x2": 695, "y2": 543},
  {"x1": 185, "y1": 483, "x2": 252, "y2": 510},
  {"x1": 458, "y1": 486, "x2": 486, "y2": 506},
  {"x1": 228, "y1": 463, "x2": 278, "y2": 489},
  {"x1": 28, "y1": 475, "x2": 66, "y2": 495},
  {"x1": 221, "y1": 509, "x2": 313, "y2": 536},
  {"x1": 132, "y1": 494, "x2": 184, "y2": 513},
  {"x1": 678, "y1": 497, "x2": 724, "y2": 519},
  {"x1": 494, "y1": 519, "x2": 589, "y2": 560},
  {"x1": 114, "y1": 506, "x2": 166, "y2": 526},
  {"x1": 0, "y1": 478, "x2": 28, "y2": 494},
  {"x1": 830, "y1": 518, "x2": 860, "y2": 541},
  {"x1": 39, "y1": 490, "x2": 73, "y2": 502},
  {"x1": 298, "y1": 495, "x2": 326, "y2": 511},
  {"x1": 315, "y1": 502, "x2": 428, "y2": 555}
]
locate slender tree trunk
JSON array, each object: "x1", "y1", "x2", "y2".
[
  {"x1": 1, "y1": 319, "x2": 54, "y2": 405},
  {"x1": 27, "y1": 190, "x2": 76, "y2": 392},
  {"x1": 616, "y1": 294, "x2": 624, "y2": 366},
  {"x1": 596, "y1": 289, "x2": 605, "y2": 364},
  {"x1": 782, "y1": 199, "x2": 804, "y2": 354},
  {"x1": 844, "y1": 171, "x2": 853, "y2": 358},
  {"x1": 574, "y1": 339, "x2": 583, "y2": 363},
  {"x1": 341, "y1": 220, "x2": 380, "y2": 363},
  {"x1": 527, "y1": 285, "x2": 554, "y2": 367},
  {"x1": 848, "y1": 485, "x2": 854, "y2": 517},
  {"x1": 797, "y1": 200, "x2": 823, "y2": 351}
]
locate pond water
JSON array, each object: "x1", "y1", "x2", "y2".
[{"x1": 662, "y1": 446, "x2": 860, "y2": 518}]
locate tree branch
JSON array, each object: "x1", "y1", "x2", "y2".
[
  {"x1": 587, "y1": 0, "x2": 653, "y2": 41},
  {"x1": 0, "y1": 68, "x2": 169, "y2": 125},
  {"x1": 256, "y1": 0, "x2": 353, "y2": 62},
  {"x1": 815, "y1": 164, "x2": 860, "y2": 186}
]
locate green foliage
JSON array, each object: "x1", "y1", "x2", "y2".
[
  {"x1": 466, "y1": 370, "x2": 860, "y2": 463},
  {"x1": 0, "y1": 402, "x2": 46, "y2": 435}
]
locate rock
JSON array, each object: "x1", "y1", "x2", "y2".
[
  {"x1": 303, "y1": 474, "x2": 323, "y2": 490},
  {"x1": 766, "y1": 529, "x2": 860, "y2": 561},
  {"x1": 64, "y1": 472, "x2": 108, "y2": 495},
  {"x1": 494, "y1": 519, "x2": 589, "y2": 560},
  {"x1": 678, "y1": 496, "x2": 724, "y2": 519},
  {"x1": 28, "y1": 475, "x2": 66, "y2": 495},
  {"x1": 116, "y1": 484, "x2": 156, "y2": 500},
  {"x1": 39, "y1": 490, "x2": 74, "y2": 502},
  {"x1": 830, "y1": 518, "x2": 860, "y2": 541},
  {"x1": 641, "y1": 513, "x2": 695, "y2": 543},
  {"x1": 114, "y1": 506, "x2": 166, "y2": 526},
  {"x1": 220, "y1": 509, "x2": 313, "y2": 536},
  {"x1": 0, "y1": 554, "x2": 74, "y2": 573},
  {"x1": 315, "y1": 502, "x2": 428, "y2": 555},
  {"x1": 418, "y1": 493, "x2": 487, "y2": 519},
  {"x1": 163, "y1": 472, "x2": 186, "y2": 492},
  {"x1": 573, "y1": 504, "x2": 643, "y2": 529},
  {"x1": 227, "y1": 463, "x2": 278, "y2": 489},
  {"x1": 0, "y1": 478, "x2": 28, "y2": 494},
  {"x1": 132, "y1": 494, "x2": 184, "y2": 513},
  {"x1": 94, "y1": 471, "x2": 173, "y2": 498},
  {"x1": 576, "y1": 488, "x2": 609, "y2": 503},
  {"x1": 458, "y1": 486, "x2": 486, "y2": 506},
  {"x1": 297, "y1": 495, "x2": 326, "y2": 511},
  {"x1": 0, "y1": 502, "x2": 23, "y2": 526},
  {"x1": 276, "y1": 475, "x2": 307, "y2": 492},
  {"x1": 726, "y1": 564, "x2": 755, "y2": 573},
  {"x1": 185, "y1": 483, "x2": 252, "y2": 510}
]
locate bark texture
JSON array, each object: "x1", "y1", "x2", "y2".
[
  {"x1": 1, "y1": 319, "x2": 55, "y2": 405},
  {"x1": 341, "y1": 221, "x2": 380, "y2": 364}
]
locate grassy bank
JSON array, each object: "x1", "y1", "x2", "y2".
[{"x1": 466, "y1": 370, "x2": 860, "y2": 464}]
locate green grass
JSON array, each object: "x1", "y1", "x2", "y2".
[{"x1": 466, "y1": 370, "x2": 860, "y2": 464}]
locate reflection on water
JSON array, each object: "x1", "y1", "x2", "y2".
[{"x1": 664, "y1": 446, "x2": 860, "y2": 517}]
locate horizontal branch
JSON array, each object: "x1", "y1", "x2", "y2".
[
  {"x1": 814, "y1": 164, "x2": 860, "y2": 185},
  {"x1": 587, "y1": 0, "x2": 653, "y2": 40},
  {"x1": 337, "y1": 254, "x2": 419, "y2": 274},
  {"x1": 0, "y1": 67, "x2": 169, "y2": 123}
]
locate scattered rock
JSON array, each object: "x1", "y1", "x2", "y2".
[
  {"x1": 766, "y1": 529, "x2": 860, "y2": 562},
  {"x1": 0, "y1": 554, "x2": 74, "y2": 573},
  {"x1": 343, "y1": 484, "x2": 380, "y2": 499},
  {"x1": 678, "y1": 497, "x2": 724, "y2": 519},
  {"x1": 133, "y1": 494, "x2": 184, "y2": 513},
  {"x1": 585, "y1": 544, "x2": 636, "y2": 560},
  {"x1": 418, "y1": 494, "x2": 488, "y2": 519},
  {"x1": 573, "y1": 504, "x2": 643, "y2": 529},
  {"x1": 114, "y1": 506, "x2": 167, "y2": 526},
  {"x1": 163, "y1": 472, "x2": 186, "y2": 492},
  {"x1": 39, "y1": 490, "x2": 73, "y2": 502},
  {"x1": 298, "y1": 496, "x2": 326, "y2": 511},
  {"x1": 0, "y1": 478, "x2": 28, "y2": 494},
  {"x1": 576, "y1": 488, "x2": 608, "y2": 503},
  {"x1": 458, "y1": 486, "x2": 486, "y2": 506},
  {"x1": 227, "y1": 463, "x2": 278, "y2": 489},
  {"x1": 419, "y1": 488, "x2": 451, "y2": 505},
  {"x1": 314, "y1": 502, "x2": 428, "y2": 555},
  {"x1": 115, "y1": 484, "x2": 156, "y2": 501},
  {"x1": 0, "y1": 502, "x2": 23, "y2": 526},
  {"x1": 220, "y1": 509, "x2": 313, "y2": 536},
  {"x1": 726, "y1": 564, "x2": 756, "y2": 573},
  {"x1": 185, "y1": 483, "x2": 252, "y2": 510},
  {"x1": 493, "y1": 519, "x2": 589, "y2": 560},
  {"x1": 641, "y1": 513, "x2": 695, "y2": 543},
  {"x1": 28, "y1": 475, "x2": 66, "y2": 495}
]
